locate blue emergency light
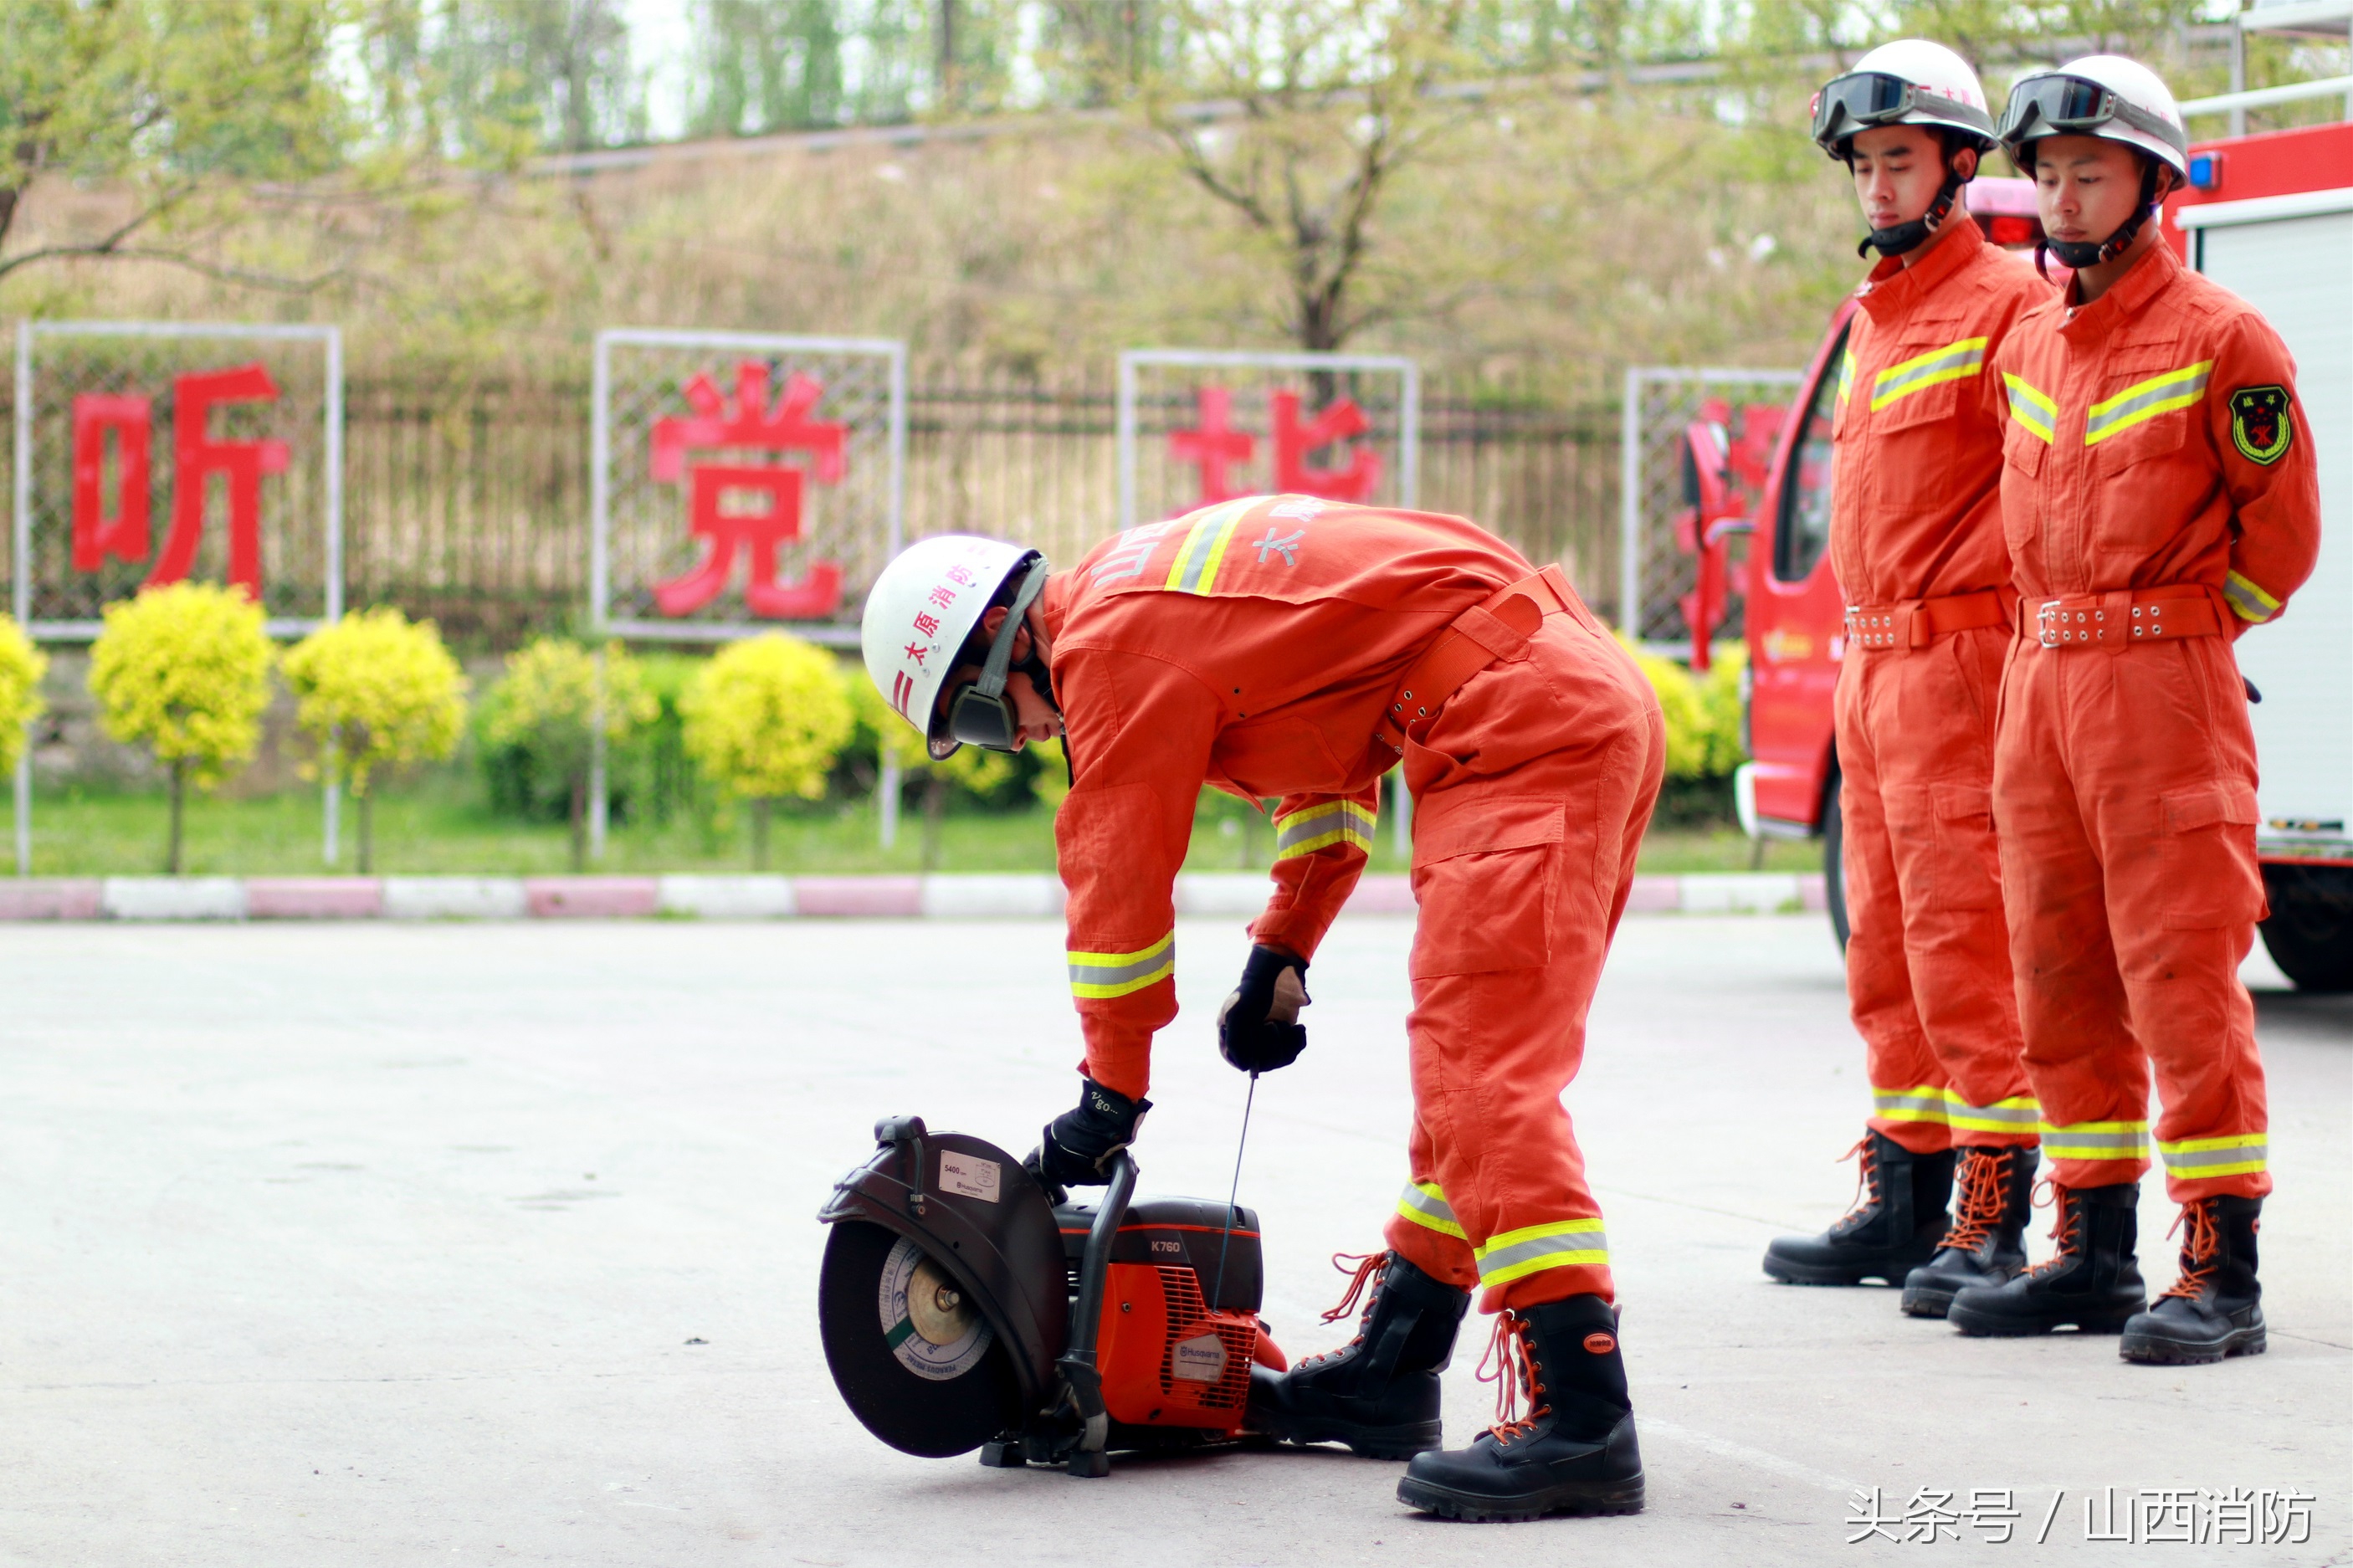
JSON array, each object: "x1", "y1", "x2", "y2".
[{"x1": 2187, "y1": 151, "x2": 2222, "y2": 191}]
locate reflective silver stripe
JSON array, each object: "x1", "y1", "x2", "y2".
[
  {"x1": 1066, "y1": 932, "x2": 1176, "y2": 999},
  {"x1": 2041, "y1": 1124, "x2": 2147, "y2": 1158},
  {"x1": 2158, "y1": 1136, "x2": 2268, "y2": 1171},
  {"x1": 1474, "y1": 1220, "x2": 1609, "y2": 1285},
  {"x1": 2084, "y1": 361, "x2": 2211, "y2": 445},
  {"x1": 2003, "y1": 372, "x2": 2057, "y2": 443},
  {"x1": 1869, "y1": 336, "x2": 1986, "y2": 411},
  {"x1": 2222, "y1": 571, "x2": 2281, "y2": 623},
  {"x1": 1396, "y1": 1181, "x2": 1466, "y2": 1240},
  {"x1": 1873, "y1": 1087, "x2": 1950, "y2": 1123},
  {"x1": 1946, "y1": 1096, "x2": 2041, "y2": 1133},
  {"x1": 1274, "y1": 801, "x2": 1376, "y2": 859}
]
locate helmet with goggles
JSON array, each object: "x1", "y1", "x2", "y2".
[
  {"x1": 1811, "y1": 40, "x2": 1997, "y2": 160},
  {"x1": 860, "y1": 534, "x2": 1055, "y2": 760},
  {"x1": 1997, "y1": 56, "x2": 2187, "y2": 273}
]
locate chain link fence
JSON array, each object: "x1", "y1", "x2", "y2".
[{"x1": 1618, "y1": 366, "x2": 1804, "y2": 648}]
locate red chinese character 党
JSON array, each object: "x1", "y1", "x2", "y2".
[
  {"x1": 1271, "y1": 390, "x2": 1380, "y2": 502},
  {"x1": 1169, "y1": 385, "x2": 1256, "y2": 508},
  {"x1": 147, "y1": 364, "x2": 290, "y2": 595},
  {"x1": 913, "y1": 612, "x2": 941, "y2": 637},
  {"x1": 649, "y1": 361, "x2": 848, "y2": 619},
  {"x1": 70, "y1": 393, "x2": 153, "y2": 571}
]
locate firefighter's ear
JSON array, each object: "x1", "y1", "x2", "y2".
[{"x1": 1951, "y1": 143, "x2": 1980, "y2": 183}]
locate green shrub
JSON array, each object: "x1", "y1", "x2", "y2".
[
  {"x1": 0, "y1": 614, "x2": 47, "y2": 776},
  {"x1": 479, "y1": 638, "x2": 657, "y2": 869},
  {"x1": 283, "y1": 608, "x2": 469, "y2": 872},
  {"x1": 681, "y1": 634, "x2": 855, "y2": 869}
]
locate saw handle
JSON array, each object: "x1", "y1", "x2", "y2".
[{"x1": 1055, "y1": 1149, "x2": 1136, "y2": 1475}]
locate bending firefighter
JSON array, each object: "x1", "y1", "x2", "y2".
[
  {"x1": 1945, "y1": 57, "x2": 2320, "y2": 1362},
  {"x1": 1765, "y1": 41, "x2": 2052, "y2": 1314},
  {"x1": 859, "y1": 499, "x2": 1664, "y2": 1520}
]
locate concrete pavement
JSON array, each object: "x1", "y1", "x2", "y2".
[{"x1": 0, "y1": 915, "x2": 2345, "y2": 1565}]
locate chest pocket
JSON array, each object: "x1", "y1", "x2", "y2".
[
  {"x1": 2088, "y1": 342, "x2": 2207, "y2": 477},
  {"x1": 1863, "y1": 327, "x2": 1981, "y2": 511},
  {"x1": 2002, "y1": 418, "x2": 2046, "y2": 479}
]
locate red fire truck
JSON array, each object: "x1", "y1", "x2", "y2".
[{"x1": 1687, "y1": 115, "x2": 2353, "y2": 991}]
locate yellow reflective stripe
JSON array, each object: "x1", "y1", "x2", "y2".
[
  {"x1": 2156, "y1": 1133, "x2": 2268, "y2": 1176},
  {"x1": 2039, "y1": 1119, "x2": 2148, "y2": 1160},
  {"x1": 1837, "y1": 349, "x2": 1856, "y2": 407},
  {"x1": 1474, "y1": 1218, "x2": 1609, "y2": 1285},
  {"x1": 1869, "y1": 336, "x2": 1986, "y2": 412},
  {"x1": 1946, "y1": 1094, "x2": 2043, "y2": 1135},
  {"x1": 2003, "y1": 372, "x2": 2057, "y2": 443},
  {"x1": 1873, "y1": 1085, "x2": 1951, "y2": 1125},
  {"x1": 1273, "y1": 800, "x2": 1377, "y2": 860},
  {"x1": 1395, "y1": 1181, "x2": 1467, "y2": 1241},
  {"x1": 1162, "y1": 498, "x2": 1255, "y2": 595},
  {"x1": 2084, "y1": 360, "x2": 2212, "y2": 445},
  {"x1": 1067, "y1": 931, "x2": 1175, "y2": 999},
  {"x1": 2222, "y1": 571, "x2": 2282, "y2": 623}
]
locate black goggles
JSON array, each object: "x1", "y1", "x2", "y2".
[
  {"x1": 1812, "y1": 71, "x2": 1993, "y2": 146},
  {"x1": 1997, "y1": 74, "x2": 2186, "y2": 158},
  {"x1": 933, "y1": 554, "x2": 1052, "y2": 758}
]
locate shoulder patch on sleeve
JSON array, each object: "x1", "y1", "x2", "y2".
[{"x1": 2229, "y1": 386, "x2": 2293, "y2": 466}]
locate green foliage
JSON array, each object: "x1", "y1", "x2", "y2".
[
  {"x1": 1617, "y1": 633, "x2": 1745, "y2": 781},
  {"x1": 682, "y1": 633, "x2": 855, "y2": 802},
  {"x1": 282, "y1": 607, "x2": 469, "y2": 795},
  {"x1": 476, "y1": 639, "x2": 657, "y2": 854},
  {"x1": 0, "y1": 614, "x2": 48, "y2": 775},
  {"x1": 88, "y1": 583, "x2": 275, "y2": 788}
]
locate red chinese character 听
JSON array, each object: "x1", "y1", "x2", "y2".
[
  {"x1": 648, "y1": 361, "x2": 848, "y2": 619},
  {"x1": 70, "y1": 393, "x2": 154, "y2": 571},
  {"x1": 149, "y1": 364, "x2": 291, "y2": 595}
]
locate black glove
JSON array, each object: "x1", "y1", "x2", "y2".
[
  {"x1": 1031, "y1": 1077, "x2": 1151, "y2": 1189},
  {"x1": 1218, "y1": 945, "x2": 1310, "y2": 1074}
]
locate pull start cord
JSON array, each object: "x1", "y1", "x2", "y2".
[{"x1": 1211, "y1": 1070, "x2": 1258, "y2": 1307}]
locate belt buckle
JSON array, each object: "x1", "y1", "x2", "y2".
[{"x1": 2036, "y1": 600, "x2": 2065, "y2": 649}]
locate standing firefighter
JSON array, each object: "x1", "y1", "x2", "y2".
[
  {"x1": 1945, "y1": 57, "x2": 2320, "y2": 1362},
  {"x1": 1764, "y1": 41, "x2": 2053, "y2": 1314},
  {"x1": 859, "y1": 499, "x2": 1664, "y2": 1520}
]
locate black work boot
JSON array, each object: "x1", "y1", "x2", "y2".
[
  {"x1": 1395, "y1": 1294, "x2": 1643, "y2": 1522},
  {"x1": 1901, "y1": 1145, "x2": 2041, "y2": 1318},
  {"x1": 1763, "y1": 1130, "x2": 1956, "y2": 1286},
  {"x1": 1250, "y1": 1251, "x2": 1469, "y2": 1458},
  {"x1": 2121, "y1": 1196, "x2": 2266, "y2": 1365},
  {"x1": 1948, "y1": 1182, "x2": 2146, "y2": 1336}
]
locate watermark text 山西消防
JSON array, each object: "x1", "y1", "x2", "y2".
[{"x1": 1843, "y1": 1486, "x2": 2315, "y2": 1545}]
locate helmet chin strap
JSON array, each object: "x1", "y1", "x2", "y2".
[
  {"x1": 2037, "y1": 158, "x2": 2163, "y2": 280},
  {"x1": 1858, "y1": 167, "x2": 1966, "y2": 259}
]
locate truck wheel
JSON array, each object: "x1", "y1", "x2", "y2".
[
  {"x1": 2258, "y1": 863, "x2": 2353, "y2": 993},
  {"x1": 1822, "y1": 779, "x2": 1849, "y2": 952}
]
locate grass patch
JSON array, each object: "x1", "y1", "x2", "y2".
[{"x1": 8, "y1": 778, "x2": 1821, "y2": 878}]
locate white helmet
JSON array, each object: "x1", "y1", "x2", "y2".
[
  {"x1": 1998, "y1": 55, "x2": 2188, "y2": 179},
  {"x1": 860, "y1": 534, "x2": 1042, "y2": 759},
  {"x1": 1811, "y1": 40, "x2": 1997, "y2": 159}
]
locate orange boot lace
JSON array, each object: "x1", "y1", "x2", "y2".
[
  {"x1": 1291, "y1": 1252, "x2": 1388, "y2": 1371},
  {"x1": 2019, "y1": 1180, "x2": 2083, "y2": 1280},
  {"x1": 1474, "y1": 1311, "x2": 1551, "y2": 1443},
  {"x1": 1937, "y1": 1148, "x2": 2014, "y2": 1252},
  {"x1": 1833, "y1": 1137, "x2": 1886, "y2": 1227},
  {"x1": 2156, "y1": 1200, "x2": 2223, "y2": 1302}
]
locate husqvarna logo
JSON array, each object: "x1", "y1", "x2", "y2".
[{"x1": 1171, "y1": 1332, "x2": 1228, "y2": 1383}]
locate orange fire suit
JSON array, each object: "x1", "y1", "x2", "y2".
[
  {"x1": 1989, "y1": 240, "x2": 2320, "y2": 1202},
  {"x1": 1039, "y1": 496, "x2": 1664, "y2": 1309},
  {"x1": 1828, "y1": 218, "x2": 2051, "y2": 1156}
]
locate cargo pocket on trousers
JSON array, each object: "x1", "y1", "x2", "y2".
[
  {"x1": 1930, "y1": 783, "x2": 2002, "y2": 911},
  {"x1": 2159, "y1": 782, "x2": 2265, "y2": 929},
  {"x1": 1408, "y1": 798, "x2": 1564, "y2": 977}
]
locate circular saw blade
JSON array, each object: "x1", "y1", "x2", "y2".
[{"x1": 820, "y1": 1220, "x2": 1023, "y2": 1458}]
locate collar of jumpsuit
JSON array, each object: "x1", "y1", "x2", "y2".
[
  {"x1": 2056, "y1": 229, "x2": 2176, "y2": 339},
  {"x1": 1856, "y1": 201, "x2": 1986, "y2": 317}
]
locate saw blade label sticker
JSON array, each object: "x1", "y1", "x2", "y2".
[
  {"x1": 877, "y1": 1235, "x2": 995, "y2": 1381},
  {"x1": 937, "y1": 1150, "x2": 1001, "y2": 1203},
  {"x1": 1171, "y1": 1331, "x2": 1228, "y2": 1383}
]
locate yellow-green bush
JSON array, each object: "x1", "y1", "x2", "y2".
[
  {"x1": 283, "y1": 608, "x2": 470, "y2": 871},
  {"x1": 1617, "y1": 634, "x2": 1746, "y2": 782},
  {"x1": 0, "y1": 614, "x2": 48, "y2": 776},
  {"x1": 89, "y1": 583, "x2": 277, "y2": 873},
  {"x1": 482, "y1": 638, "x2": 658, "y2": 869},
  {"x1": 682, "y1": 634, "x2": 854, "y2": 868}
]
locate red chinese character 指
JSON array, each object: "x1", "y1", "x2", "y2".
[
  {"x1": 1169, "y1": 386, "x2": 1256, "y2": 509},
  {"x1": 148, "y1": 364, "x2": 290, "y2": 595},
  {"x1": 649, "y1": 361, "x2": 848, "y2": 618}
]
